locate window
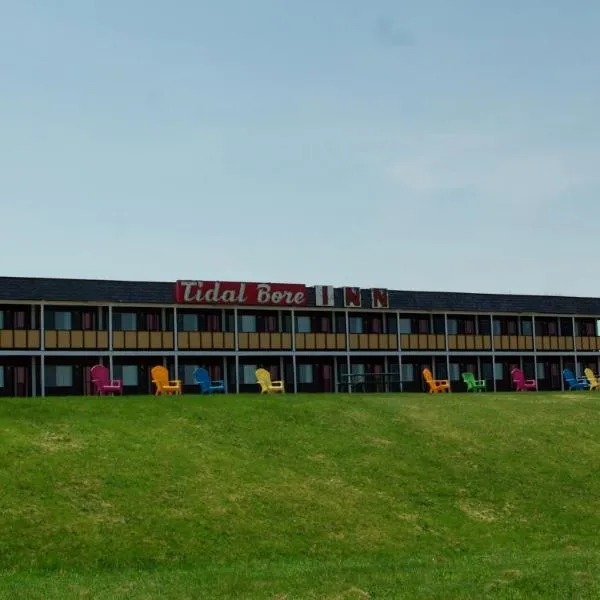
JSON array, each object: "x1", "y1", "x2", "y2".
[
  {"x1": 182, "y1": 314, "x2": 198, "y2": 332},
  {"x1": 521, "y1": 319, "x2": 533, "y2": 336},
  {"x1": 494, "y1": 362, "x2": 503, "y2": 380},
  {"x1": 482, "y1": 362, "x2": 493, "y2": 380},
  {"x1": 54, "y1": 311, "x2": 72, "y2": 330},
  {"x1": 46, "y1": 365, "x2": 73, "y2": 387},
  {"x1": 296, "y1": 316, "x2": 311, "y2": 333},
  {"x1": 493, "y1": 319, "x2": 502, "y2": 335},
  {"x1": 0, "y1": 311, "x2": 4, "y2": 329},
  {"x1": 478, "y1": 318, "x2": 491, "y2": 335},
  {"x1": 447, "y1": 319, "x2": 458, "y2": 335},
  {"x1": 449, "y1": 363, "x2": 460, "y2": 381},
  {"x1": 297, "y1": 364, "x2": 313, "y2": 383},
  {"x1": 401, "y1": 364, "x2": 414, "y2": 382},
  {"x1": 0, "y1": 365, "x2": 4, "y2": 387},
  {"x1": 349, "y1": 317, "x2": 363, "y2": 334},
  {"x1": 121, "y1": 365, "x2": 138, "y2": 386},
  {"x1": 184, "y1": 365, "x2": 197, "y2": 385},
  {"x1": 239, "y1": 315, "x2": 256, "y2": 333},
  {"x1": 399, "y1": 319, "x2": 411, "y2": 334},
  {"x1": 536, "y1": 363, "x2": 545, "y2": 379},
  {"x1": 242, "y1": 365, "x2": 257, "y2": 384},
  {"x1": 351, "y1": 363, "x2": 365, "y2": 383}
]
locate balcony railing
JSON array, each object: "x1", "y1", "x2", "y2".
[{"x1": 0, "y1": 330, "x2": 41, "y2": 349}]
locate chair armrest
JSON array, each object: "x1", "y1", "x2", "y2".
[
  {"x1": 434, "y1": 379, "x2": 449, "y2": 385},
  {"x1": 271, "y1": 380, "x2": 284, "y2": 384},
  {"x1": 169, "y1": 379, "x2": 183, "y2": 385},
  {"x1": 212, "y1": 380, "x2": 225, "y2": 385}
]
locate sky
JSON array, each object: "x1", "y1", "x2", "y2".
[{"x1": 1, "y1": 0, "x2": 600, "y2": 296}]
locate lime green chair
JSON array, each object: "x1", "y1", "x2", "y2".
[{"x1": 462, "y1": 372, "x2": 486, "y2": 392}]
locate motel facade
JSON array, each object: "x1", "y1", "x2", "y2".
[{"x1": 1, "y1": 276, "x2": 600, "y2": 396}]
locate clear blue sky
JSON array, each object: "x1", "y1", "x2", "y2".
[{"x1": 2, "y1": 0, "x2": 599, "y2": 296}]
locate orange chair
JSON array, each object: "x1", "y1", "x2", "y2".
[
  {"x1": 255, "y1": 368, "x2": 284, "y2": 394},
  {"x1": 151, "y1": 365, "x2": 182, "y2": 396},
  {"x1": 422, "y1": 367, "x2": 450, "y2": 393}
]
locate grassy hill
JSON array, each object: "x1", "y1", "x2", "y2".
[{"x1": 0, "y1": 391, "x2": 599, "y2": 599}]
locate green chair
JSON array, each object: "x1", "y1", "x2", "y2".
[{"x1": 462, "y1": 372, "x2": 486, "y2": 392}]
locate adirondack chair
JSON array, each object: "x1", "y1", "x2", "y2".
[
  {"x1": 510, "y1": 367, "x2": 537, "y2": 391},
  {"x1": 255, "y1": 368, "x2": 285, "y2": 394},
  {"x1": 422, "y1": 368, "x2": 450, "y2": 393},
  {"x1": 193, "y1": 367, "x2": 225, "y2": 394},
  {"x1": 584, "y1": 368, "x2": 600, "y2": 390},
  {"x1": 90, "y1": 364, "x2": 123, "y2": 395},
  {"x1": 151, "y1": 365, "x2": 182, "y2": 396},
  {"x1": 563, "y1": 368, "x2": 589, "y2": 390},
  {"x1": 462, "y1": 371, "x2": 486, "y2": 392}
]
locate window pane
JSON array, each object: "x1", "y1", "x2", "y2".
[
  {"x1": 121, "y1": 365, "x2": 138, "y2": 386},
  {"x1": 399, "y1": 319, "x2": 411, "y2": 334},
  {"x1": 55, "y1": 311, "x2": 72, "y2": 330},
  {"x1": 349, "y1": 317, "x2": 362, "y2": 334},
  {"x1": 296, "y1": 316, "x2": 311, "y2": 333},
  {"x1": 298, "y1": 364, "x2": 313, "y2": 383},
  {"x1": 121, "y1": 313, "x2": 137, "y2": 331},
  {"x1": 494, "y1": 362, "x2": 503, "y2": 380},
  {"x1": 447, "y1": 319, "x2": 458, "y2": 335},
  {"x1": 0, "y1": 365, "x2": 4, "y2": 387},
  {"x1": 536, "y1": 363, "x2": 545, "y2": 379},
  {"x1": 240, "y1": 316, "x2": 256, "y2": 333},
  {"x1": 0, "y1": 311, "x2": 4, "y2": 329},
  {"x1": 47, "y1": 365, "x2": 73, "y2": 387},
  {"x1": 183, "y1": 365, "x2": 197, "y2": 385},
  {"x1": 182, "y1": 314, "x2": 198, "y2": 332},
  {"x1": 401, "y1": 364, "x2": 414, "y2": 382},
  {"x1": 449, "y1": 363, "x2": 460, "y2": 380},
  {"x1": 242, "y1": 365, "x2": 257, "y2": 384},
  {"x1": 521, "y1": 320, "x2": 533, "y2": 336}
]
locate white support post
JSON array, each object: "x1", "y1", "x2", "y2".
[
  {"x1": 490, "y1": 314, "x2": 496, "y2": 392},
  {"x1": 108, "y1": 305, "x2": 114, "y2": 381},
  {"x1": 234, "y1": 308, "x2": 239, "y2": 394},
  {"x1": 397, "y1": 312, "x2": 402, "y2": 392},
  {"x1": 223, "y1": 357, "x2": 228, "y2": 393},
  {"x1": 345, "y1": 310, "x2": 351, "y2": 393},
  {"x1": 559, "y1": 355, "x2": 565, "y2": 391},
  {"x1": 572, "y1": 316, "x2": 578, "y2": 377},
  {"x1": 532, "y1": 315, "x2": 538, "y2": 390},
  {"x1": 31, "y1": 356, "x2": 36, "y2": 398},
  {"x1": 173, "y1": 307, "x2": 178, "y2": 381},
  {"x1": 40, "y1": 303, "x2": 45, "y2": 397},
  {"x1": 333, "y1": 356, "x2": 338, "y2": 393},
  {"x1": 291, "y1": 309, "x2": 297, "y2": 394},
  {"x1": 444, "y1": 313, "x2": 451, "y2": 391}
]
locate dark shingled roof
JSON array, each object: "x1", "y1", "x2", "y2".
[{"x1": 0, "y1": 276, "x2": 599, "y2": 315}]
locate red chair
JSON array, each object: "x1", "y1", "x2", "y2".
[
  {"x1": 511, "y1": 367, "x2": 537, "y2": 391},
  {"x1": 90, "y1": 364, "x2": 123, "y2": 395}
]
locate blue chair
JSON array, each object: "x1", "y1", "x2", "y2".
[
  {"x1": 562, "y1": 368, "x2": 589, "y2": 391},
  {"x1": 193, "y1": 367, "x2": 225, "y2": 394}
]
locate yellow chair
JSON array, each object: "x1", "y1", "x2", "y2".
[
  {"x1": 151, "y1": 365, "x2": 182, "y2": 396},
  {"x1": 584, "y1": 368, "x2": 600, "y2": 390},
  {"x1": 422, "y1": 368, "x2": 450, "y2": 393},
  {"x1": 255, "y1": 368, "x2": 285, "y2": 394}
]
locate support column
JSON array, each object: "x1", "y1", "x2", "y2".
[
  {"x1": 291, "y1": 309, "x2": 297, "y2": 394},
  {"x1": 40, "y1": 303, "x2": 45, "y2": 397},
  {"x1": 234, "y1": 308, "x2": 239, "y2": 394},
  {"x1": 173, "y1": 306, "x2": 179, "y2": 381}
]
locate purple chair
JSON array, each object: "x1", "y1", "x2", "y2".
[
  {"x1": 90, "y1": 364, "x2": 123, "y2": 395},
  {"x1": 511, "y1": 367, "x2": 537, "y2": 392}
]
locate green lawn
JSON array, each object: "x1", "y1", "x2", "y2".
[{"x1": 0, "y1": 391, "x2": 599, "y2": 599}]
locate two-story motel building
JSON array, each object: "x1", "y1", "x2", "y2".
[{"x1": 0, "y1": 276, "x2": 599, "y2": 396}]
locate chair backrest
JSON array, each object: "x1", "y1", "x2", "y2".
[
  {"x1": 462, "y1": 372, "x2": 475, "y2": 388},
  {"x1": 511, "y1": 367, "x2": 525, "y2": 386},
  {"x1": 193, "y1": 367, "x2": 210, "y2": 392},
  {"x1": 151, "y1": 365, "x2": 169, "y2": 390},
  {"x1": 584, "y1": 367, "x2": 598, "y2": 386},
  {"x1": 563, "y1": 368, "x2": 577, "y2": 384},
  {"x1": 255, "y1": 368, "x2": 271, "y2": 391},
  {"x1": 90, "y1": 364, "x2": 109, "y2": 387},
  {"x1": 422, "y1": 368, "x2": 434, "y2": 384}
]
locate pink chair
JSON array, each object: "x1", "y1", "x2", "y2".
[
  {"x1": 511, "y1": 367, "x2": 537, "y2": 391},
  {"x1": 90, "y1": 364, "x2": 123, "y2": 395}
]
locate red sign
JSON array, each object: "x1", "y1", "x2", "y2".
[
  {"x1": 344, "y1": 287, "x2": 362, "y2": 308},
  {"x1": 175, "y1": 280, "x2": 307, "y2": 306},
  {"x1": 371, "y1": 288, "x2": 389, "y2": 309}
]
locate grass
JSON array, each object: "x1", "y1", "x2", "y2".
[{"x1": 0, "y1": 391, "x2": 599, "y2": 599}]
